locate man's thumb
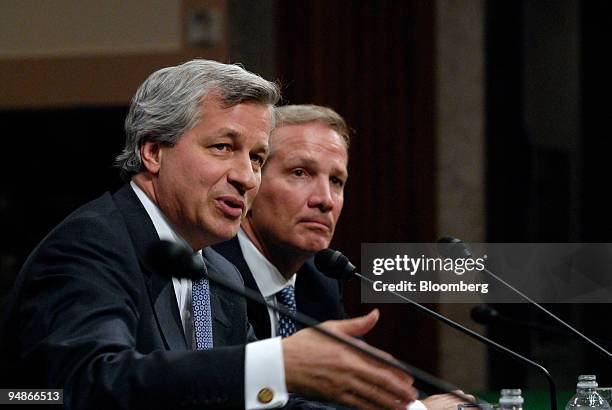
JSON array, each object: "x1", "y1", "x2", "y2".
[{"x1": 334, "y1": 309, "x2": 380, "y2": 337}]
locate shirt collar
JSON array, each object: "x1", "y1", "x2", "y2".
[
  {"x1": 237, "y1": 228, "x2": 296, "y2": 298},
  {"x1": 130, "y1": 180, "x2": 192, "y2": 251}
]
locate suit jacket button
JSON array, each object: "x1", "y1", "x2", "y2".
[{"x1": 257, "y1": 387, "x2": 274, "y2": 404}]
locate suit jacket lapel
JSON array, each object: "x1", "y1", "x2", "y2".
[
  {"x1": 113, "y1": 184, "x2": 188, "y2": 350},
  {"x1": 212, "y1": 237, "x2": 272, "y2": 338},
  {"x1": 148, "y1": 270, "x2": 188, "y2": 350},
  {"x1": 202, "y1": 252, "x2": 233, "y2": 346}
]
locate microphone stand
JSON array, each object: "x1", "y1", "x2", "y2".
[
  {"x1": 439, "y1": 237, "x2": 612, "y2": 362},
  {"x1": 481, "y1": 266, "x2": 612, "y2": 362},
  {"x1": 203, "y1": 267, "x2": 487, "y2": 408},
  {"x1": 353, "y1": 272, "x2": 558, "y2": 410},
  {"x1": 147, "y1": 240, "x2": 489, "y2": 408},
  {"x1": 472, "y1": 305, "x2": 612, "y2": 349}
]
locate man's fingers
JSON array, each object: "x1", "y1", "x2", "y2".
[
  {"x1": 422, "y1": 391, "x2": 477, "y2": 409},
  {"x1": 346, "y1": 354, "x2": 416, "y2": 404},
  {"x1": 350, "y1": 343, "x2": 416, "y2": 402},
  {"x1": 342, "y1": 374, "x2": 412, "y2": 410},
  {"x1": 319, "y1": 313, "x2": 417, "y2": 405},
  {"x1": 284, "y1": 312, "x2": 418, "y2": 408},
  {"x1": 328, "y1": 309, "x2": 380, "y2": 338},
  {"x1": 452, "y1": 390, "x2": 476, "y2": 403}
]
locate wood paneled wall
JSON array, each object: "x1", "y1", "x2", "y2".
[{"x1": 275, "y1": 0, "x2": 440, "y2": 377}]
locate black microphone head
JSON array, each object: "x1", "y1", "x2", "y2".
[
  {"x1": 146, "y1": 240, "x2": 204, "y2": 280},
  {"x1": 314, "y1": 248, "x2": 356, "y2": 281},
  {"x1": 437, "y1": 236, "x2": 473, "y2": 259},
  {"x1": 471, "y1": 304, "x2": 500, "y2": 325}
]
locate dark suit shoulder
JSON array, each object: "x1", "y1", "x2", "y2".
[
  {"x1": 296, "y1": 259, "x2": 346, "y2": 322},
  {"x1": 34, "y1": 191, "x2": 117, "y2": 238},
  {"x1": 296, "y1": 259, "x2": 342, "y2": 296},
  {"x1": 18, "y1": 191, "x2": 137, "y2": 285}
]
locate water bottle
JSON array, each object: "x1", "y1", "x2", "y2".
[
  {"x1": 565, "y1": 375, "x2": 611, "y2": 409},
  {"x1": 498, "y1": 388, "x2": 524, "y2": 410}
]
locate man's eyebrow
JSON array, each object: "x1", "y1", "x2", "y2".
[
  {"x1": 213, "y1": 128, "x2": 241, "y2": 139},
  {"x1": 333, "y1": 167, "x2": 349, "y2": 180},
  {"x1": 213, "y1": 128, "x2": 269, "y2": 154},
  {"x1": 284, "y1": 155, "x2": 348, "y2": 177},
  {"x1": 284, "y1": 155, "x2": 317, "y2": 167}
]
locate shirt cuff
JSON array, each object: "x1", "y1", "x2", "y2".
[
  {"x1": 407, "y1": 399, "x2": 427, "y2": 409},
  {"x1": 245, "y1": 337, "x2": 288, "y2": 409}
]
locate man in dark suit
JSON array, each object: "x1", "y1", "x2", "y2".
[
  {"x1": 213, "y1": 105, "x2": 349, "y2": 340},
  {"x1": 214, "y1": 105, "x2": 469, "y2": 410},
  {"x1": 1, "y1": 61, "x2": 417, "y2": 410}
]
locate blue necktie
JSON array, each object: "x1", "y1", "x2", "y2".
[
  {"x1": 192, "y1": 259, "x2": 214, "y2": 349},
  {"x1": 277, "y1": 285, "x2": 297, "y2": 337}
]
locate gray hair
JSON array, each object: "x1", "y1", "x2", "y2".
[
  {"x1": 274, "y1": 104, "x2": 350, "y2": 148},
  {"x1": 115, "y1": 59, "x2": 281, "y2": 179}
]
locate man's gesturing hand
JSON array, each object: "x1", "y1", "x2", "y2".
[
  {"x1": 422, "y1": 391, "x2": 476, "y2": 409},
  {"x1": 282, "y1": 309, "x2": 418, "y2": 410}
]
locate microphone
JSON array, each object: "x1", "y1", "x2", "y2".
[
  {"x1": 146, "y1": 240, "x2": 486, "y2": 407},
  {"x1": 438, "y1": 237, "x2": 612, "y2": 362},
  {"x1": 470, "y1": 304, "x2": 500, "y2": 325},
  {"x1": 471, "y1": 304, "x2": 612, "y2": 348},
  {"x1": 315, "y1": 248, "x2": 559, "y2": 410},
  {"x1": 147, "y1": 239, "x2": 204, "y2": 279},
  {"x1": 314, "y1": 248, "x2": 356, "y2": 280},
  {"x1": 437, "y1": 237, "x2": 472, "y2": 259}
]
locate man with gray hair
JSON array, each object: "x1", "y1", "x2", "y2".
[{"x1": 1, "y1": 60, "x2": 417, "y2": 410}]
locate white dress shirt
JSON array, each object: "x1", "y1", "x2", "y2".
[
  {"x1": 237, "y1": 229, "x2": 296, "y2": 337},
  {"x1": 130, "y1": 182, "x2": 288, "y2": 409},
  {"x1": 236, "y1": 228, "x2": 427, "y2": 410}
]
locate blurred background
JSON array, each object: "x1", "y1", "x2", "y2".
[{"x1": 1, "y1": 0, "x2": 611, "y2": 404}]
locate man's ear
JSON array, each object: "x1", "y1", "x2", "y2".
[{"x1": 140, "y1": 140, "x2": 163, "y2": 175}]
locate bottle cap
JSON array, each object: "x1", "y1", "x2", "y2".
[
  {"x1": 499, "y1": 388, "x2": 524, "y2": 405},
  {"x1": 577, "y1": 375, "x2": 598, "y2": 389}
]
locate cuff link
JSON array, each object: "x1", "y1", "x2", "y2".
[{"x1": 257, "y1": 387, "x2": 274, "y2": 404}]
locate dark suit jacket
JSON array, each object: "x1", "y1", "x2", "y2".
[
  {"x1": 1, "y1": 184, "x2": 254, "y2": 410},
  {"x1": 213, "y1": 237, "x2": 346, "y2": 339}
]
